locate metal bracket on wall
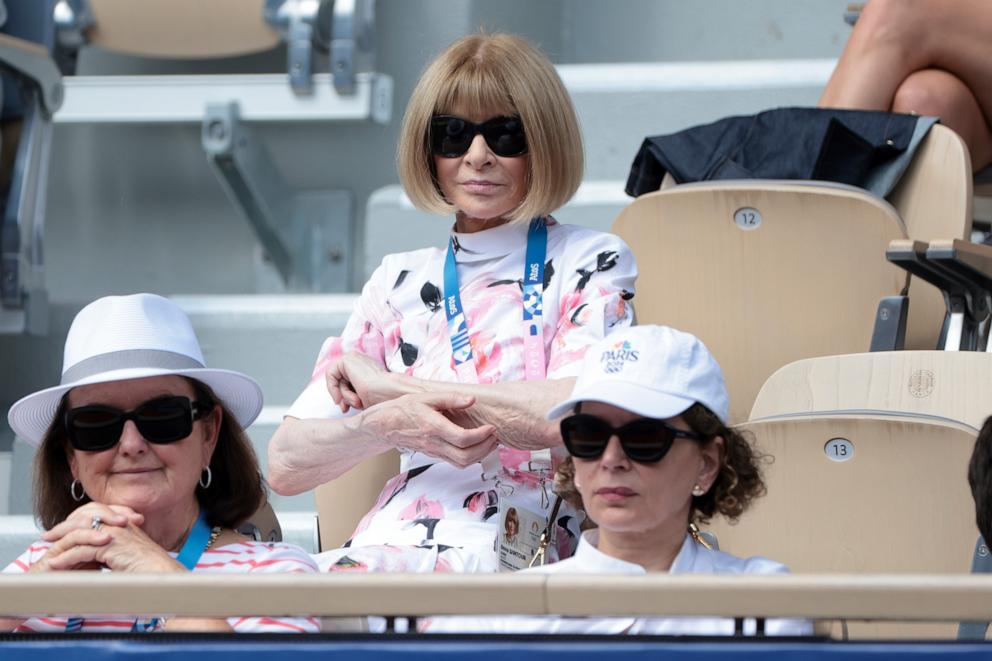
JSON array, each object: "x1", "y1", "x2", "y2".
[
  {"x1": 202, "y1": 101, "x2": 352, "y2": 292},
  {"x1": 264, "y1": 0, "x2": 376, "y2": 96},
  {"x1": 53, "y1": 0, "x2": 94, "y2": 73}
]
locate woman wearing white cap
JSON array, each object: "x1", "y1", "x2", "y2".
[
  {"x1": 1, "y1": 294, "x2": 319, "y2": 634},
  {"x1": 426, "y1": 325, "x2": 810, "y2": 635}
]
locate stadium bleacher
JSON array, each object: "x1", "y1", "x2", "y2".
[{"x1": 2, "y1": 0, "x2": 992, "y2": 648}]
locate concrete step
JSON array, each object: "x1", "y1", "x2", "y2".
[
  {"x1": 0, "y1": 515, "x2": 41, "y2": 569},
  {"x1": 176, "y1": 294, "x2": 358, "y2": 515},
  {"x1": 560, "y1": 59, "x2": 833, "y2": 180},
  {"x1": 174, "y1": 294, "x2": 355, "y2": 406}
]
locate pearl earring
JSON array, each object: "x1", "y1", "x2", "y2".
[{"x1": 691, "y1": 484, "x2": 706, "y2": 497}]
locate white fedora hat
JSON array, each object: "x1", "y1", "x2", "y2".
[
  {"x1": 8, "y1": 293, "x2": 264, "y2": 446},
  {"x1": 546, "y1": 325, "x2": 729, "y2": 423}
]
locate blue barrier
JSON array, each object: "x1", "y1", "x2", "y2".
[{"x1": 2, "y1": 637, "x2": 991, "y2": 660}]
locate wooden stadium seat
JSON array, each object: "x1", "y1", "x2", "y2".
[
  {"x1": 314, "y1": 450, "x2": 401, "y2": 552},
  {"x1": 239, "y1": 500, "x2": 282, "y2": 543},
  {"x1": 86, "y1": 0, "x2": 279, "y2": 59},
  {"x1": 975, "y1": 169, "x2": 992, "y2": 226},
  {"x1": 716, "y1": 414, "x2": 977, "y2": 639},
  {"x1": 889, "y1": 126, "x2": 973, "y2": 244},
  {"x1": 612, "y1": 180, "x2": 908, "y2": 423},
  {"x1": 704, "y1": 351, "x2": 988, "y2": 638},
  {"x1": 749, "y1": 351, "x2": 992, "y2": 429},
  {"x1": 887, "y1": 124, "x2": 974, "y2": 350}
]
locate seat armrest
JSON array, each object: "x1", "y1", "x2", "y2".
[
  {"x1": 927, "y1": 239, "x2": 992, "y2": 293},
  {"x1": 886, "y1": 239, "x2": 968, "y2": 298},
  {"x1": 887, "y1": 239, "x2": 991, "y2": 350}
]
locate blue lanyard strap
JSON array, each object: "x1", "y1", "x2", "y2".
[
  {"x1": 444, "y1": 219, "x2": 548, "y2": 380},
  {"x1": 444, "y1": 238, "x2": 473, "y2": 369},
  {"x1": 65, "y1": 509, "x2": 212, "y2": 633},
  {"x1": 175, "y1": 509, "x2": 212, "y2": 571},
  {"x1": 521, "y1": 220, "x2": 547, "y2": 322}
]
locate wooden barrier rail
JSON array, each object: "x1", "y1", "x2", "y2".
[{"x1": 1, "y1": 574, "x2": 992, "y2": 622}]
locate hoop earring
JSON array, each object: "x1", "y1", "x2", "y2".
[
  {"x1": 199, "y1": 466, "x2": 212, "y2": 489},
  {"x1": 70, "y1": 479, "x2": 85, "y2": 502}
]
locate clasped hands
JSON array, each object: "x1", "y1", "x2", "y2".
[
  {"x1": 327, "y1": 352, "x2": 498, "y2": 468},
  {"x1": 32, "y1": 503, "x2": 187, "y2": 574}
]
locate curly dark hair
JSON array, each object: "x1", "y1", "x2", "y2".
[
  {"x1": 34, "y1": 378, "x2": 265, "y2": 531},
  {"x1": 553, "y1": 455, "x2": 596, "y2": 532},
  {"x1": 681, "y1": 403, "x2": 767, "y2": 524},
  {"x1": 968, "y1": 416, "x2": 992, "y2": 545},
  {"x1": 554, "y1": 402, "x2": 767, "y2": 526}
]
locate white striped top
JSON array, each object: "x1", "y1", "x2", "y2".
[{"x1": 3, "y1": 540, "x2": 320, "y2": 634}]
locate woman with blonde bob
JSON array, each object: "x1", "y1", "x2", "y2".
[
  {"x1": 426, "y1": 326, "x2": 810, "y2": 635},
  {"x1": 397, "y1": 33, "x2": 583, "y2": 224},
  {"x1": 269, "y1": 32, "x2": 637, "y2": 574}
]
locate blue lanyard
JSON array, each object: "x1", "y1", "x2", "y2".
[
  {"x1": 64, "y1": 510, "x2": 212, "y2": 633},
  {"x1": 444, "y1": 219, "x2": 548, "y2": 382},
  {"x1": 175, "y1": 509, "x2": 212, "y2": 571}
]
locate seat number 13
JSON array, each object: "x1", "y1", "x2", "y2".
[{"x1": 825, "y1": 438, "x2": 854, "y2": 462}]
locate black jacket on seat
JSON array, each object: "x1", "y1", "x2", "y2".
[{"x1": 625, "y1": 107, "x2": 935, "y2": 199}]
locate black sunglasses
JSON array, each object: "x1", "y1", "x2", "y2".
[
  {"x1": 430, "y1": 115, "x2": 528, "y2": 158},
  {"x1": 560, "y1": 413, "x2": 705, "y2": 463},
  {"x1": 64, "y1": 395, "x2": 212, "y2": 452}
]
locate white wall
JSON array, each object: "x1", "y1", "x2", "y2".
[{"x1": 561, "y1": 0, "x2": 849, "y2": 63}]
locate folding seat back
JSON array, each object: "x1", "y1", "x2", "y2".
[
  {"x1": 886, "y1": 125, "x2": 974, "y2": 349},
  {"x1": 888, "y1": 125, "x2": 973, "y2": 253},
  {"x1": 313, "y1": 450, "x2": 401, "y2": 634},
  {"x1": 612, "y1": 181, "x2": 908, "y2": 422},
  {"x1": 646, "y1": 124, "x2": 973, "y2": 354},
  {"x1": 975, "y1": 168, "x2": 992, "y2": 228},
  {"x1": 239, "y1": 501, "x2": 282, "y2": 543},
  {"x1": 750, "y1": 351, "x2": 992, "y2": 428},
  {"x1": 704, "y1": 351, "x2": 989, "y2": 638},
  {"x1": 314, "y1": 450, "x2": 401, "y2": 551},
  {"x1": 84, "y1": 0, "x2": 280, "y2": 58}
]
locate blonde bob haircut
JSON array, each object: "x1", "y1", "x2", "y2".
[{"x1": 397, "y1": 32, "x2": 584, "y2": 224}]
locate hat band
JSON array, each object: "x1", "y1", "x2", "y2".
[{"x1": 61, "y1": 349, "x2": 205, "y2": 385}]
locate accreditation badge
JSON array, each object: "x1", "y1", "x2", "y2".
[{"x1": 496, "y1": 494, "x2": 551, "y2": 571}]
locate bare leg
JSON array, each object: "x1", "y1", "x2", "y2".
[
  {"x1": 820, "y1": 0, "x2": 992, "y2": 170},
  {"x1": 893, "y1": 69, "x2": 992, "y2": 171},
  {"x1": 819, "y1": 0, "x2": 931, "y2": 109}
]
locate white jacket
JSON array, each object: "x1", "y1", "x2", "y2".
[{"x1": 425, "y1": 530, "x2": 812, "y2": 636}]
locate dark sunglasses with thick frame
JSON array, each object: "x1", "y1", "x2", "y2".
[
  {"x1": 64, "y1": 395, "x2": 213, "y2": 452},
  {"x1": 429, "y1": 114, "x2": 528, "y2": 158},
  {"x1": 559, "y1": 413, "x2": 705, "y2": 464}
]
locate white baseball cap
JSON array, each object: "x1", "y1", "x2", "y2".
[
  {"x1": 546, "y1": 325, "x2": 729, "y2": 423},
  {"x1": 8, "y1": 293, "x2": 263, "y2": 446}
]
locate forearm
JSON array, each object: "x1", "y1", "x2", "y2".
[
  {"x1": 267, "y1": 414, "x2": 391, "y2": 495},
  {"x1": 395, "y1": 375, "x2": 576, "y2": 451},
  {"x1": 162, "y1": 617, "x2": 233, "y2": 633},
  {"x1": 0, "y1": 617, "x2": 24, "y2": 632}
]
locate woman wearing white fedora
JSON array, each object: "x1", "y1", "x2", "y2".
[
  {"x1": 426, "y1": 325, "x2": 810, "y2": 635},
  {"x1": 1, "y1": 293, "x2": 319, "y2": 633}
]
